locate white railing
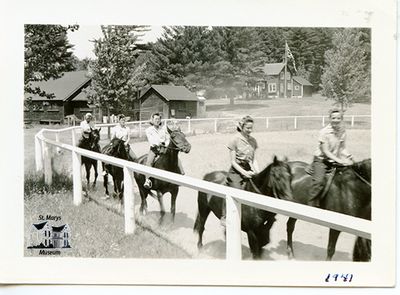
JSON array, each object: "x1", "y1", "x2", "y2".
[
  {"x1": 68, "y1": 115, "x2": 370, "y2": 139},
  {"x1": 34, "y1": 123, "x2": 371, "y2": 260}
]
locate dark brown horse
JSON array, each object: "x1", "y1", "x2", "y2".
[
  {"x1": 286, "y1": 159, "x2": 371, "y2": 261},
  {"x1": 194, "y1": 156, "x2": 294, "y2": 259},
  {"x1": 78, "y1": 128, "x2": 101, "y2": 189},
  {"x1": 101, "y1": 137, "x2": 133, "y2": 201},
  {"x1": 134, "y1": 126, "x2": 191, "y2": 222}
]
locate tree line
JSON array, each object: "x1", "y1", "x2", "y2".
[{"x1": 24, "y1": 25, "x2": 371, "y2": 113}]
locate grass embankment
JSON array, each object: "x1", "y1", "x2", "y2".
[{"x1": 24, "y1": 172, "x2": 190, "y2": 258}]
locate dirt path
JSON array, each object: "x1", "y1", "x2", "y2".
[{"x1": 79, "y1": 130, "x2": 368, "y2": 261}]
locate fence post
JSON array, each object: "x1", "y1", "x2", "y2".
[
  {"x1": 187, "y1": 118, "x2": 191, "y2": 134},
  {"x1": 123, "y1": 166, "x2": 136, "y2": 234},
  {"x1": 351, "y1": 116, "x2": 355, "y2": 127},
  {"x1": 322, "y1": 116, "x2": 325, "y2": 127},
  {"x1": 43, "y1": 142, "x2": 53, "y2": 185},
  {"x1": 294, "y1": 116, "x2": 297, "y2": 129},
  {"x1": 214, "y1": 118, "x2": 218, "y2": 133},
  {"x1": 35, "y1": 134, "x2": 43, "y2": 172},
  {"x1": 71, "y1": 128, "x2": 77, "y2": 146},
  {"x1": 266, "y1": 117, "x2": 269, "y2": 129},
  {"x1": 72, "y1": 148, "x2": 82, "y2": 206},
  {"x1": 55, "y1": 132, "x2": 61, "y2": 154},
  {"x1": 225, "y1": 195, "x2": 242, "y2": 261}
]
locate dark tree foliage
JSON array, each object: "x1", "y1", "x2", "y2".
[{"x1": 24, "y1": 24, "x2": 79, "y2": 99}]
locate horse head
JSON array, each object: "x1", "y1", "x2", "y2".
[
  {"x1": 167, "y1": 126, "x2": 191, "y2": 153},
  {"x1": 108, "y1": 138, "x2": 128, "y2": 159},
  {"x1": 89, "y1": 128, "x2": 101, "y2": 149},
  {"x1": 266, "y1": 155, "x2": 293, "y2": 201}
]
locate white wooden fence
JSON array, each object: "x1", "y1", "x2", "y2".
[
  {"x1": 34, "y1": 121, "x2": 371, "y2": 260},
  {"x1": 89, "y1": 115, "x2": 371, "y2": 138}
]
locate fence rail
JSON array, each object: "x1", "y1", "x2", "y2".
[{"x1": 34, "y1": 116, "x2": 372, "y2": 260}]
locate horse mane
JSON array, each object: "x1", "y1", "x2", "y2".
[{"x1": 351, "y1": 158, "x2": 371, "y2": 182}]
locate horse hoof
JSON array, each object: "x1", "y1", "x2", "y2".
[{"x1": 101, "y1": 195, "x2": 110, "y2": 200}]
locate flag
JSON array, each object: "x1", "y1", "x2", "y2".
[{"x1": 285, "y1": 42, "x2": 297, "y2": 72}]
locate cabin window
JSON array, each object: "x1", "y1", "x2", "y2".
[
  {"x1": 268, "y1": 83, "x2": 277, "y2": 93},
  {"x1": 295, "y1": 85, "x2": 300, "y2": 90},
  {"x1": 287, "y1": 83, "x2": 292, "y2": 90}
]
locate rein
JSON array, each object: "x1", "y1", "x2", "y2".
[
  {"x1": 248, "y1": 178, "x2": 264, "y2": 195},
  {"x1": 351, "y1": 168, "x2": 372, "y2": 187}
]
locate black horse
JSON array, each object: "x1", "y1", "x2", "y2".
[
  {"x1": 193, "y1": 156, "x2": 294, "y2": 259},
  {"x1": 285, "y1": 159, "x2": 371, "y2": 261},
  {"x1": 78, "y1": 128, "x2": 101, "y2": 189},
  {"x1": 101, "y1": 137, "x2": 133, "y2": 201},
  {"x1": 134, "y1": 126, "x2": 191, "y2": 221}
]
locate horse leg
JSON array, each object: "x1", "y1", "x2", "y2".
[
  {"x1": 326, "y1": 229, "x2": 341, "y2": 261},
  {"x1": 83, "y1": 162, "x2": 90, "y2": 191},
  {"x1": 170, "y1": 186, "x2": 179, "y2": 221},
  {"x1": 92, "y1": 160, "x2": 98, "y2": 188},
  {"x1": 193, "y1": 192, "x2": 211, "y2": 249},
  {"x1": 103, "y1": 168, "x2": 110, "y2": 199},
  {"x1": 247, "y1": 230, "x2": 261, "y2": 259},
  {"x1": 286, "y1": 217, "x2": 297, "y2": 259},
  {"x1": 138, "y1": 187, "x2": 148, "y2": 216},
  {"x1": 156, "y1": 191, "x2": 166, "y2": 224}
]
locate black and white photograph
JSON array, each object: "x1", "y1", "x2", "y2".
[{"x1": 0, "y1": 0, "x2": 397, "y2": 289}]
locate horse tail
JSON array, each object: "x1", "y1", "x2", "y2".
[{"x1": 353, "y1": 237, "x2": 371, "y2": 262}]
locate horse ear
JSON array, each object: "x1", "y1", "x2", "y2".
[
  {"x1": 283, "y1": 156, "x2": 288, "y2": 162},
  {"x1": 166, "y1": 125, "x2": 172, "y2": 134},
  {"x1": 98, "y1": 127, "x2": 102, "y2": 132},
  {"x1": 273, "y1": 155, "x2": 278, "y2": 164}
]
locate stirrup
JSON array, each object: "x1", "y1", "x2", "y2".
[{"x1": 144, "y1": 179, "x2": 152, "y2": 189}]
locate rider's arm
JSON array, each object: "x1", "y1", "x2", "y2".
[
  {"x1": 125, "y1": 127, "x2": 131, "y2": 145},
  {"x1": 251, "y1": 158, "x2": 260, "y2": 174},
  {"x1": 111, "y1": 126, "x2": 117, "y2": 139},
  {"x1": 320, "y1": 142, "x2": 345, "y2": 164}
]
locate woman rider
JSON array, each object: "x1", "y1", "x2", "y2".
[
  {"x1": 221, "y1": 115, "x2": 259, "y2": 225},
  {"x1": 110, "y1": 114, "x2": 136, "y2": 161}
]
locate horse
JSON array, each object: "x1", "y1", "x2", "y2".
[
  {"x1": 134, "y1": 126, "x2": 191, "y2": 222},
  {"x1": 285, "y1": 158, "x2": 371, "y2": 261},
  {"x1": 78, "y1": 128, "x2": 101, "y2": 190},
  {"x1": 101, "y1": 137, "x2": 133, "y2": 201},
  {"x1": 193, "y1": 156, "x2": 294, "y2": 259}
]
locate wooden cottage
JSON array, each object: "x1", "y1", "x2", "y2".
[
  {"x1": 292, "y1": 76, "x2": 314, "y2": 98},
  {"x1": 135, "y1": 85, "x2": 201, "y2": 120},
  {"x1": 24, "y1": 71, "x2": 94, "y2": 124},
  {"x1": 253, "y1": 63, "x2": 313, "y2": 99}
]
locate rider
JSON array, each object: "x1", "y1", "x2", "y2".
[
  {"x1": 309, "y1": 108, "x2": 354, "y2": 206},
  {"x1": 221, "y1": 115, "x2": 259, "y2": 226},
  {"x1": 79, "y1": 113, "x2": 95, "y2": 146},
  {"x1": 110, "y1": 114, "x2": 137, "y2": 161},
  {"x1": 143, "y1": 112, "x2": 184, "y2": 189}
]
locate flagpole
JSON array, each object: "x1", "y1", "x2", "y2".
[{"x1": 284, "y1": 42, "x2": 287, "y2": 98}]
